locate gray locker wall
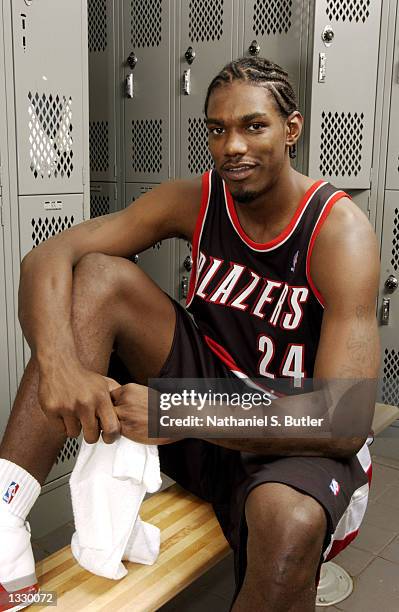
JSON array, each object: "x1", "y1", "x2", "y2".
[
  {"x1": 90, "y1": 182, "x2": 118, "y2": 217},
  {"x1": 307, "y1": 0, "x2": 383, "y2": 190}
]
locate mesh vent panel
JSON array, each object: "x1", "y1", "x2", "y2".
[
  {"x1": 189, "y1": 0, "x2": 223, "y2": 42},
  {"x1": 131, "y1": 0, "x2": 162, "y2": 47},
  {"x1": 90, "y1": 193, "x2": 110, "y2": 218},
  {"x1": 319, "y1": 111, "x2": 364, "y2": 178},
  {"x1": 326, "y1": 0, "x2": 370, "y2": 22},
  {"x1": 28, "y1": 92, "x2": 74, "y2": 180},
  {"x1": 131, "y1": 119, "x2": 162, "y2": 174},
  {"x1": 56, "y1": 438, "x2": 80, "y2": 465},
  {"x1": 382, "y1": 349, "x2": 399, "y2": 406},
  {"x1": 89, "y1": 122, "x2": 109, "y2": 173},
  {"x1": 152, "y1": 241, "x2": 162, "y2": 250},
  {"x1": 31, "y1": 216, "x2": 75, "y2": 248},
  {"x1": 188, "y1": 117, "x2": 214, "y2": 174},
  {"x1": 391, "y1": 208, "x2": 399, "y2": 271},
  {"x1": 88, "y1": 0, "x2": 107, "y2": 52},
  {"x1": 253, "y1": 0, "x2": 292, "y2": 35}
]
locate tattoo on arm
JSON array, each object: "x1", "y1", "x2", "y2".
[
  {"x1": 337, "y1": 305, "x2": 378, "y2": 378},
  {"x1": 86, "y1": 217, "x2": 107, "y2": 233}
]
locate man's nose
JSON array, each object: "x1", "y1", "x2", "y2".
[{"x1": 224, "y1": 130, "x2": 248, "y2": 156}]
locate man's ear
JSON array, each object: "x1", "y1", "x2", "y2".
[{"x1": 286, "y1": 111, "x2": 303, "y2": 146}]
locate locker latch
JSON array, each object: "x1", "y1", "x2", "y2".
[
  {"x1": 381, "y1": 298, "x2": 390, "y2": 325},
  {"x1": 183, "y1": 69, "x2": 191, "y2": 95},
  {"x1": 318, "y1": 53, "x2": 326, "y2": 83},
  {"x1": 249, "y1": 40, "x2": 260, "y2": 56},
  {"x1": 181, "y1": 276, "x2": 189, "y2": 299},
  {"x1": 185, "y1": 47, "x2": 196, "y2": 65}
]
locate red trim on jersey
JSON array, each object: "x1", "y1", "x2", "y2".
[
  {"x1": 186, "y1": 171, "x2": 212, "y2": 306},
  {"x1": 204, "y1": 335, "x2": 244, "y2": 373},
  {"x1": 306, "y1": 191, "x2": 349, "y2": 307},
  {"x1": 224, "y1": 179, "x2": 325, "y2": 251},
  {"x1": 325, "y1": 529, "x2": 360, "y2": 561}
]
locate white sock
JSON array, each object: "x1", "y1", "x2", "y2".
[{"x1": 0, "y1": 459, "x2": 41, "y2": 521}]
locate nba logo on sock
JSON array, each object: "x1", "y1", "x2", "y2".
[
  {"x1": 329, "y1": 478, "x2": 340, "y2": 496},
  {"x1": 2, "y1": 481, "x2": 19, "y2": 504}
]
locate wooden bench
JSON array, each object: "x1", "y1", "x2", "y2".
[{"x1": 34, "y1": 402, "x2": 399, "y2": 612}]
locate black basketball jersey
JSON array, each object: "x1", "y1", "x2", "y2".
[{"x1": 186, "y1": 170, "x2": 348, "y2": 385}]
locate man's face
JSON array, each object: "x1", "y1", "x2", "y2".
[{"x1": 206, "y1": 81, "x2": 291, "y2": 203}]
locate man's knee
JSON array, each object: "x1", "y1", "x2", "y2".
[
  {"x1": 72, "y1": 253, "x2": 140, "y2": 307},
  {"x1": 245, "y1": 483, "x2": 327, "y2": 585}
]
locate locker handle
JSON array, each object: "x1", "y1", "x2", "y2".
[{"x1": 126, "y1": 74, "x2": 134, "y2": 98}]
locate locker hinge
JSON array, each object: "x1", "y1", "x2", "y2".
[
  {"x1": 82, "y1": 167, "x2": 86, "y2": 186},
  {"x1": 367, "y1": 193, "x2": 371, "y2": 218},
  {"x1": 369, "y1": 166, "x2": 373, "y2": 187},
  {"x1": 114, "y1": 164, "x2": 117, "y2": 179},
  {"x1": 114, "y1": 184, "x2": 117, "y2": 203},
  {"x1": 82, "y1": 199, "x2": 86, "y2": 221},
  {"x1": 0, "y1": 202, "x2": 3, "y2": 227}
]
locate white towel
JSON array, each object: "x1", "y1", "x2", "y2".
[{"x1": 69, "y1": 436, "x2": 162, "y2": 579}]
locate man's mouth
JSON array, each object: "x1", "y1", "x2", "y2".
[{"x1": 222, "y1": 163, "x2": 257, "y2": 181}]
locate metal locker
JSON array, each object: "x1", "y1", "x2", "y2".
[
  {"x1": 178, "y1": 238, "x2": 193, "y2": 305},
  {"x1": 90, "y1": 182, "x2": 118, "y2": 218},
  {"x1": 123, "y1": 0, "x2": 172, "y2": 184},
  {"x1": 11, "y1": 0, "x2": 86, "y2": 196},
  {"x1": 242, "y1": 0, "x2": 309, "y2": 171},
  {"x1": 17, "y1": 193, "x2": 84, "y2": 484},
  {"x1": 386, "y1": 0, "x2": 399, "y2": 190},
  {"x1": 179, "y1": 0, "x2": 238, "y2": 179},
  {"x1": 88, "y1": 0, "x2": 118, "y2": 184},
  {"x1": 307, "y1": 0, "x2": 383, "y2": 189},
  {"x1": 125, "y1": 183, "x2": 176, "y2": 296},
  {"x1": 378, "y1": 190, "x2": 399, "y2": 406}
]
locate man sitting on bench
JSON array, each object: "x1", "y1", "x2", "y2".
[{"x1": 0, "y1": 57, "x2": 379, "y2": 612}]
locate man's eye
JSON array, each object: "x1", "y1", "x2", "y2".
[
  {"x1": 248, "y1": 123, "x2": 265, "y2": 131},
  {"x1": 209, "y1": 127, "x2": 224, "y2": 135}
]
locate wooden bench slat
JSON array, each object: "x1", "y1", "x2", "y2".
[{"x1": 33, "y1": 402, "x2": 399, "y2": 611}]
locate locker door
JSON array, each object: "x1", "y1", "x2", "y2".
[
  {"x1": 243, "y1": 0, "x2": 307, "y2": 102},
  {"x1": 125, "y1": 183, "x2": 176, "y2": 297},
  {"x1": 242, "y1": 0, "x2": 308, "y2": 170},
  {"x1": 308, "y1": 0, "x2": 382, "y2": 189},
  {"x1": 179, "y1": 0, "x2": 236, "y2": 179},
  {"x1": 378, "y1": 190, "x2": 399, "y2": 407},
  {"x1": 123, "y1": 0, "x2": 172, "y2": 183},
  {"x1": 88, "y1": 0, "x2": 118, "y2": 183},
  {"x1": 11, "y1": 0, "x2": 85, "y2": 195},
  {"x1": 0, "y1": 224, "x2": 11, "y2": 438},
  {"x1": 386, "y1": 0, "x2": 399, "y2": 190}
]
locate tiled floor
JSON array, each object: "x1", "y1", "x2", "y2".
[{"x1": 31, "y1": 450, "x2": 399, "y2": 611}]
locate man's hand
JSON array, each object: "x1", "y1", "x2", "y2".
[
  {"x1": 110, "y1": 383, "x2": 173, "y2": 445},
  {"x1": 38, "y1": 363, "x2": 121, "y2": 444}
]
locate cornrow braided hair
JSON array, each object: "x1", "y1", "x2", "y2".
[{"x1": 204, "y1": 57, "x2": 298, "y2": 120}]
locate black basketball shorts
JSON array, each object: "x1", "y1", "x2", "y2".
[{"x1": 108, "y1": 297, "x2": 372, "y2": 602}]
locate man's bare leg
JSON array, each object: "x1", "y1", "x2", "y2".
[
  {"x1": 0, "y1": 252, "x2": 176, "y2": 485},
  {"x1": 232, "y1": 483, "x2": 326, "y2": 612}
]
